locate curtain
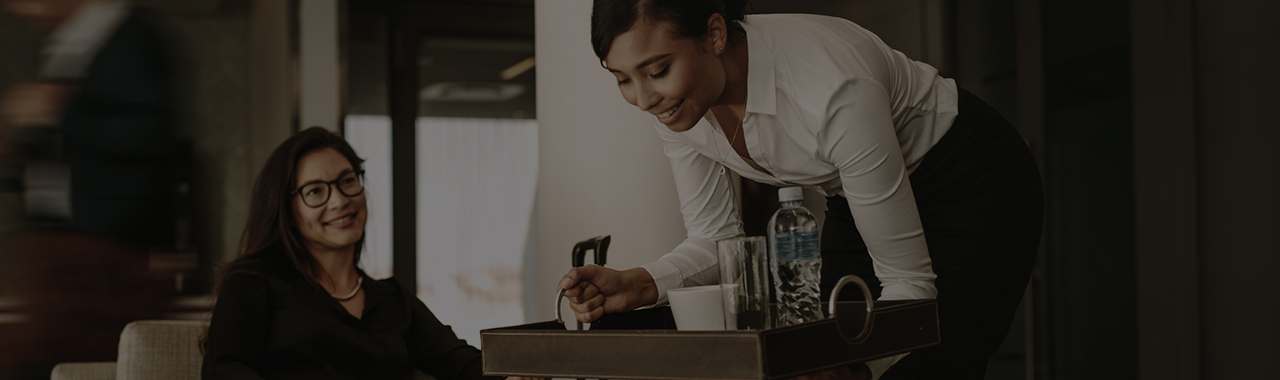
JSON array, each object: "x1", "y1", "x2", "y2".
[
  {"x1": 344, "y1": 115, "x2": 395, "y2": 280},
  {"x1": 416, "y1": 117, "x2": 538, "y2": 344},
  {"x1": 347, "y1": 115, "x2": 537, "y2": 344}
]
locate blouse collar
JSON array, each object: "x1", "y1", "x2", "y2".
[{"x1": 739, "y1": 16, "x2": 777, "y2": 116}]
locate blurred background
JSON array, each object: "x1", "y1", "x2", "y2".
[{"x1": 0, "y1": 0, "x2": 1276, "y2": 379}]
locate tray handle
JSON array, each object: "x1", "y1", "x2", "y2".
[
  {"x1": 555, "y1": 289, "x2": 568, "y2": 324},
  {"x1": 828, "y1": 275, "x2": 875, "y2": 343}
]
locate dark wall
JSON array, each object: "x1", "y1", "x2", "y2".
[
  {"x1": 952, "y1": 2, "x2": 1026, "y2": 379},
  {"x1": 1042, "y1": 0, "x2": 1137, "y2": 378},
  {"x1": 954, "y1": 0, "x2": 1017, "y2": 118},
  {"x1": 1195, "y1": 0, "x2": 1280, "y2": 378}
]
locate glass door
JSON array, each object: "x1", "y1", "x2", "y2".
[{"x1": 345, "y1": 0, "x2": 537, "y2": 345}]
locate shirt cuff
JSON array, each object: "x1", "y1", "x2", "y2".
[
  {"x1": 640, "y1": 238, "x2": 722, "y2": 305},
  {"x1": 878, "y1": 279, "x2": 937, "y2": 300},
  {"x1": 640, "y1": 260, "x2": 683, "y2": 306}
]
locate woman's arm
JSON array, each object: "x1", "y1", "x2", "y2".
[
  {"x1": 639, "y1": 125, "x2": 745, "y2": 304},
  {"x1": 405, "y1": 296, "x2": 500, "y2": 380},
  {"x1": 558, "y1": 126, "x2": 743, "y2": 322},
  {"x1": 818, "y1": 77, "x2": 935, "y2": 380},
  {"x1": 819, "y1": 78, "x2": 938, "y2": 301},
  {"x1": 201, "y1": 272, "x2": 269, "y2": 380}
]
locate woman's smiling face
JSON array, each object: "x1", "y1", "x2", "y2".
[
  {"x1": 604, "y1": 17, "x2": 728, "y2": 132},
  {"x1": 292, "y1": 147, "x2": 367, "y2": 255}
]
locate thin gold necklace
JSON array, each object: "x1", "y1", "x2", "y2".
[
  {"x1": 332, "y1": 276, "x2": 363, "y2": 301},
  {"x1": 715, "y1": 115, "x2": 744, "y2": 175},
  {"x1": 727, "y1": 117, "x2": 743, "y2": 148}
]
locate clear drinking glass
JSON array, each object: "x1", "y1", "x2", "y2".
[{"x1": 718, "y1": 236, "x2": 772, "y2": 330}]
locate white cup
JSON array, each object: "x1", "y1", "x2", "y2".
[{"x1": 668, "y1": 285, "x2": 736, "y2": 331}]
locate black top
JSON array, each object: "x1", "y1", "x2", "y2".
[{"x1": 202, "y1": 256, "x2": 499, "y2": 380}]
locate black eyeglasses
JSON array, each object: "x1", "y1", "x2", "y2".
[{"x1": 293, "y1": 170, "x2": 365, "y2": 208}]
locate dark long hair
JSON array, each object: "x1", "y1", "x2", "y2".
[
  {"x1": 590, "y1": 0, "x2": 751, "y2": 61},
  {"x1": 215, "y1": 126, "x2": 367, "y2": 295},
  {"x1": 200, "y1": 127, "x2": 365, "y2": 352}
]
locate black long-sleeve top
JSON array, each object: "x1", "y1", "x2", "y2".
[{"x1": 201, "y1": 257, "x2": 498, "y2": 380}]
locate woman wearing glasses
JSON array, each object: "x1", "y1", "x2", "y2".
[{"x1": 201, "y1": 127, "x2": 528, "y2": 380}]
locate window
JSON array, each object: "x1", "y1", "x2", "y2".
[{"x1": 345, "y1": 2, "x2": 537, "y2": 344}]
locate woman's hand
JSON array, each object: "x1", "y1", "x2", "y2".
[{"x1": 556, "y1": 266, "x2": 658, "y2": 323}]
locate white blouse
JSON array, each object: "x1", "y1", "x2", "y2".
[{"x1": 640, "y1": 13, "x2": 957, "y2": 304}]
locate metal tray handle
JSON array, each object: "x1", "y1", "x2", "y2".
[
  {"x1": 555, "y1": 289, "x2": 568, "y2": 324},
  {"x1": 828, "y1": 275, "x2": 875, "y2": 343}
]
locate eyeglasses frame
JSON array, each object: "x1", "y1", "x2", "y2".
[{"x1": 291, "y1": 169, "x2": 366, "y2": 208}]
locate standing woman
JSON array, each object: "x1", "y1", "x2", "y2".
[
  {"x1": 201, "y1": 127, "x2": 510, "y2": 380},
  {"x1": 556, "y1": 1, "x2": 1043, "y2": 379}
]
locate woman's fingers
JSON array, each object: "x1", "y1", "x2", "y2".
[
  {"x1": 568, "y1": 285, "x2": 606, "y2": 323},
  {"x1": 558, "y1": 265, "x2": 602, "y2": 292},
  {"x1": 578, "y1": 282, "x2": 601, "y2": 301},
  {"x1": 557, "y1": 265, "x2": 651, "y2": 322},
  {"x1": 561, "y1": 271, "x2": 606, "y2": 323},
  {"x1": 558, "y1": 267, "x2": 586, "y2": 297},
  {"x1": 574, "y1": 298, "x2": 605, "y2": 323},
  {"x1": 563, "y1": 280, "x2": 587, "y2": 298},
  {"x1": 568, "y1": 285, "x2": 604, "y2": 313}
]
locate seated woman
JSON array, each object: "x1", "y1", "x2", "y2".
[{"x1": 202, "y1": 127, "x2": 524, "y2": 380}]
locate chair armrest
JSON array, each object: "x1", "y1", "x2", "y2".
[{"x1": 51, "y1": 361, "x2": 116, "y2": 380}]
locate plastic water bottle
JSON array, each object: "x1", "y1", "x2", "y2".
[{"x1": 768, "y1": 187, "x2": 824, "y2": 326}]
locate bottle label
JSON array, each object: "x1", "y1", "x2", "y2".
[{"x1": 775, "y1": 230, "x2": 820, "y2": 262}]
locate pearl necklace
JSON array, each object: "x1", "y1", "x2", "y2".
[{"x1": 331, "y1": 276, "x2": 363, "y2": 301}]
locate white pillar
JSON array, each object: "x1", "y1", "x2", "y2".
[
  {"x1": 241, "y1": 0, "x2": 297, "y2": 261},
  {"x1": 299, "y1": 0, "x2": 341, "y2": 132}
]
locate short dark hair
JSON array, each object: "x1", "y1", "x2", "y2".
[{"x1": 591, "y1": 0, "x2": 751, "y2": 61}]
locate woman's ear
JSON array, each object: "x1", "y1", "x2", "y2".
[{"x1": 706, "y1": 12, "x2": 728, "y2": 53}]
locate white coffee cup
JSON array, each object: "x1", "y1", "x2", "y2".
[{"x1": 668, "y1": 285, "x2": 736, "y2": 331}]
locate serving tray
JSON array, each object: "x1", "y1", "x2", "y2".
[{"x1": 481, "y1": 276, "x2": 939, "y2": 380}]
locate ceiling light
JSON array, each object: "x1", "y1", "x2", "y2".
[{"x1": 500, "y1": 56, "x2": 536, "y2": 80}]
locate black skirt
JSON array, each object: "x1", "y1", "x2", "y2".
[{"x1": 820, "y1": 87, "x2": 1043, "y2": 379}]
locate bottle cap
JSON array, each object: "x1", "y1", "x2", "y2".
[{"x1": 778, "y1": 187, "x2": 804, "y2": 202}]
